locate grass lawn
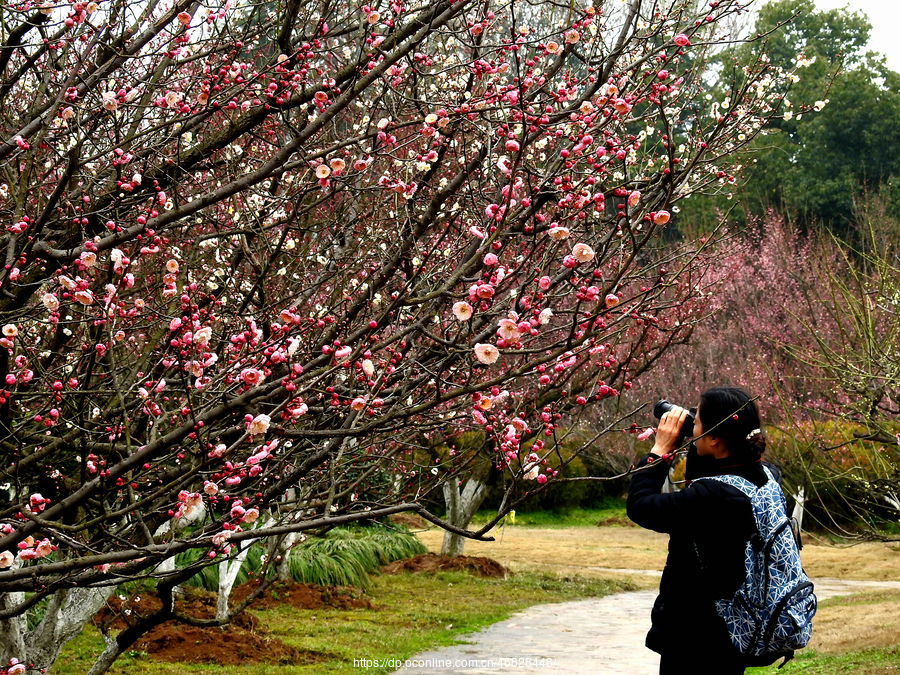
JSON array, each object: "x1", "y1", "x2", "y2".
[
  {"x1": 747, "y1": 647, "x2": 900, "y2": 674},
  {"x1": 55, "y1": 571, "x2": 633, "y2": 675},
  {"x1": 53, "y1": 522, "x2": 900, "y2": 675}
]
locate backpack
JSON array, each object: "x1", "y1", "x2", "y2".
[{"x1": 695, "y1": 467, "x2": 817, "y2": 667}]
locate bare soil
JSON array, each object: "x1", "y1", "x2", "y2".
[
  {"x1": 381, "y1": 552, "x2": 509, "y2": 578},
  {"x1": 94, "y1": 581, "x2": 372, "y2": 665}
]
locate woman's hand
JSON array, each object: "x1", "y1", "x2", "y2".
[{"x1": 651, "y1": 406, "x2": 689, "y2": 457}]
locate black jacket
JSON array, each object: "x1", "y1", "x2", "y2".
[{"x1": 626, "y1": 451, "x2": 779, "y2": 660}]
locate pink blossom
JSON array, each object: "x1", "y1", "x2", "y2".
[
  {"x1": 483, "y1": 252, "x2": 498, "y2": 266},
  {"x1": 204, "y1": 481, "x2": 219, "y2": 495},
  {"x1": 497, "y1": 319, "x2": 521, "y2": 341},
  {"x1": 243, "y1": 508, "x2": 260, "y2": 523},
  {"x1": 79, "y1": 251, "x2": 97, "y2": 267},
  {"x1": 572, "y1": 243, "x2": 595, "y2": 263},
  {"x1": 230, "y1": 504, "x2": 246, "y2": 519},
  {"x1": 73, "y1": 290, "x2": 94, "y2": 305},
  {"x1": 474, "y1": 343, "x2": 500, "y2": 365},
  {"x1": 548, "y1": 225, "x2": 570, "y2": 240},
  {"x1": 362, "y1": 359, "x2": 375, "y2": 377},
  {"x1": 505, "y1": 139, "x2": 520, "y2": 153},
  {"x1": 2, "y1": 324, "x2": 17, "y2": 338},
  {"x1": 613, "y1": 99, "x2": 631, "y2": 115},
  {"x1": 42, "y1": 293, "x2": 59, "y2": 311},
  {"x1": 0, "y1": 551, "x2": 13, "y2": 568},
  {"x1": 194, "y1": 326, "x2": 212, "y2": 345},
  {"x1": 247, "y1": 413, "x2": 271, "y2": 435},
  {"x1": 166, "y1": 259, "x2": 179, "y2": 273},
  {"x1": 564, "y1": 29, "x2": 580, "y2": 44},
  {"x1": 7, "y1": 662, "x2": 25, "y2": 675},
  {"x1": 101, "y1": 91, "x2": 118, "y2": 111},
  {"x1": 453, "y1": 301, "x2": 474, "y2": 321},
  {"x1": 674, "y1": 33, "x2": 691, "y2": 46},
  {"x1": 605, "y1": 294, "x2": 620, "y2": 308},
  {"x1": 28, "y1": 493, "x2": 47, "y2": 511},
  {"x1": 315, "y1": 165, "x2": 331, "y2": 179},
  {"x1": 165, "y1": 91, "x2": 182, "y2": 107},
  {"x1": 334, "y1": 345, "x2": 352, "y2": 359},
  {"x1": 539, "y1": 276, "x2": 551, "y2": 290},
  {"x1": 545, "y1": 41, "x2": 560, "y2": 54},
  {"x1": 628, "y1": 190, "x2": 641, "y2": 207},
  {"x1": 469, "y1": 226, "x2": 486, "y2": 239},
  {"x1": 169, "y1": 318, "x2": 182, "y2": 331},
  {"x1": 653, "y1": 210, "x2": 671, "y2": 225},
  {"x1": 351, "y1": 396, "x2": 367, "y2": 411},
  {"x1": 536, "y1": 474, "x2": 548, "y2": 484},
  {"x1": 177, "y1": 11, "x2": 192, "y2": 26},
  {"x1": 240, "y1": 368, "x2": 264, "y2": 386},
  {"x1": 57, "y1": 275, "x2": 77, "y2": 290},
  {"x1": 538, "y1": 308, "x2": 553, "y2": 325},
  {"x1": 474, "y1": 284, "x2": 494, "y2": 299}
]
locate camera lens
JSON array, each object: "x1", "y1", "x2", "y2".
[{"x1": 653, "y1": 400, "x2": 674, "y2": 420}]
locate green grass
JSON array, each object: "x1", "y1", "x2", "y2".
[
  {"x1": 174, "y1": 526, "x2": 426, "y2": 593},
  {"x1": 470, "y1": 499, "x2": 630, "y2": 528},
  {"x1": 748, "y1": 647, "x2": 900, "y2": 674},
  {"x1": 54, "y1": 571, "x2": 633, "y2": 675}
]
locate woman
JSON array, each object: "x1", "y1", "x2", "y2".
[{"x1": 626, "y1": 387, "x2": 775, "y2": 675}]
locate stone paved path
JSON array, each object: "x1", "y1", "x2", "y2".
[{"x1": 390, "y1": 577, "x2": 900, "y2": 675}]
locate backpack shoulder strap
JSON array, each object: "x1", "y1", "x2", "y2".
[{"x1": 693, "y1": 472, "x2": 757, "y2": 500}]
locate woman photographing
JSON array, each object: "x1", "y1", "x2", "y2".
[{"x1": 627, "y1": 387, "x2": 813, "y2": 675}]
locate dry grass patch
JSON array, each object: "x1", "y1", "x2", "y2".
[
  {"x1": 800, "y1": 537, "x2": 900, "y2": 581},
  {"x1": 807, "y1": 589, "x2": 900, "y2": 654},
  {"x1": 415, "y1": 527, "x2": 668, "y2": 578},
  {"x1": 416, "y1": 527, "x2": 900, "y2": 583}
]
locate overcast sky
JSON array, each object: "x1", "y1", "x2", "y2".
[{"x1": 812, "y1": 0, "x2": 900, "y2": 71}]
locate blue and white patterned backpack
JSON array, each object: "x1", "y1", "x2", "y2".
[{"x1": 696, "y1": 467, "x2": 817, "y2": 666}]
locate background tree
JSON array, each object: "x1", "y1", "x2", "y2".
[
  {"x1": 629, "y1": 198, "x2": 900, "y2": 534},
  {"x1": 0, "y1": 0, "x2": 788, "y2": 672},
  {"x1": 680, "y1": 0, "x2": 900, "y2": 233}
]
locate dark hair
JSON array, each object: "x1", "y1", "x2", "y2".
[{"x1": 698, "y1": 387, "x2": 766, "y2": 463}]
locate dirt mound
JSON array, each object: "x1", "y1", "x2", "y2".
[
  {"x1": 596, "y1": 515, "x2": 638, "y2": 528},
  {"x1": 232, "y1": 580, "x2": 374, "y2": 611},
  {"x1": 95, "y1": 581, "x2": 372, "y2": 665},
  {"x1": 134, "y1": 624, "x2": 312, "y2": 665},
  {"x1": 382, "y1": 553, "x2": 509, "y2": 578},
  {"x1": 388, "y1": 512, "x2": 430, "y2": 529}
]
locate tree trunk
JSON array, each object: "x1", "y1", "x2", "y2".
[
  {"x1": 274, "y1": 531, "x2": 301, "y2": 582},
  {"x1": 216, "y1": 544, "x2": 252, "y2": 621},
  {"x1": 0, "y1": 586, "x2": 114, "y2": 672},
  {"x1": 0, "y1": 591, "x2": 27, "y2": 665},
  {"x1": 791, "y1": 486, "x2": 805, "y2": 531},
  {"x1": 440, "y1": 477, "x2": 489, "y2": 557}
]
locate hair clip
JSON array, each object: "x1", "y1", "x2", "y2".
[{"x1": 746, "y1": 428, "x2": 762, "y2": 441}]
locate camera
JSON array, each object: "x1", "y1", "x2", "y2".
[{"x1": 653, "y1": 400, "x2": 696, "y2": 446}]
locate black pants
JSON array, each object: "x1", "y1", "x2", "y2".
[{"x1": 659, "y1": 653, "x2": 745, "y2": 675}]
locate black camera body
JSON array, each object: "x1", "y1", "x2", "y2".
[{"x1": 653, "y1": 399, "x2": 696, "y2": 445}]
